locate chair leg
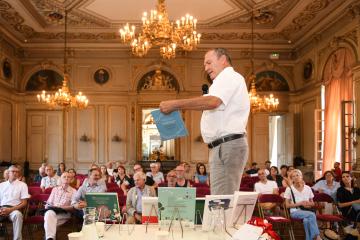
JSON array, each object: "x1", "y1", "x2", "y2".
[{"x1": 288, "y1": 224, "x2": 295, "y2": 240}]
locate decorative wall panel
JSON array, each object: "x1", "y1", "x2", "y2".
[
  {"x1": 108, "y1": 105, "x2": 127, "y2": 164},
  {"x1": 0, "y1": 101, "x2": 12, "y2": 161},
  {"x1": 302, "y1": 100, "x2": 316, "y2": 164},
  {"x1": 76, "y1": 107, "x2": 96, "y2": 163}
]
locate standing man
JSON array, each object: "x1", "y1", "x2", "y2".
[
  {"x1": 0, "y1": 165, "x2": 30, "y2": 240},
  {"x1": 160, "y1": 48, "x2": 250, "y2": 195}
]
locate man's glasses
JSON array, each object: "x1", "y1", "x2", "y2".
[{"x1": 133, "y1": 168, "x2": 141, "y2": 171}]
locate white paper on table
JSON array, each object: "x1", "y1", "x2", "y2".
[{"x1": 231, "y1": 223, "x2": 263, "y2": 240}]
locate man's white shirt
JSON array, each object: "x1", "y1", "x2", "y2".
[{"x1": 0, "y1": 179, "x2": 30, "y2": 206}]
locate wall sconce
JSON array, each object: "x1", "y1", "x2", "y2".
[
  {"x1": 112, "y1": 134, "x2": 122, "y2": 142},
  {"x1": 80, "y1": 133, "x2": 90, "y2": 142}
]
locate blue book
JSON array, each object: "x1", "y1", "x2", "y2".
[{"x1": 151, "y1": 109, "x2": 188, "y2": 141}]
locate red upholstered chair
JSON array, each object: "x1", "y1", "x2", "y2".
[
  {"x1": 278, "y1": 187, "x2": 286, "y2": 195},
  {"x1": 239, "y1": 186, "x2": 253, "y2": 192},
  {"x1": 313, "y1": 193, "x2": 343, "y2": 229},
  {"x1": 118, "y1": 195, "x2": 127, "y2": 208},
  {"x1": 44, "y1": 187, "x2": 53, "y2": 194},
  {"x1": 257, "y1": 194, "x2": 295, "y2": 240},
  {"x1": 29, "y1": 182, "x2": 41, "y2": 187},
  {"x1": 192, "y1": 182, "x2": 209, "y2": 188},
  {"x1": 106, "y1": 182, "x2": 118, "y2": 189},
  {"x1": 158, "y1": 182, "x2": 167, "y2": 187},
  {"x1": 28, "y1": 186, "x2": 42, "y2": 196},
  {"x1": 23, "y1": 194, "x2": 50, "y2": 239},
  {"x1": 196, "y1": 187, "x2": 210, "y2": 197}
]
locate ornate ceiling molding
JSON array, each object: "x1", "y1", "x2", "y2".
[
  {"x1": 222, "y1": 0, "x2": 293, "y2": 26},
  {"x1": 0, "y1": 0, "x2": 35, "y2": 38},
  {"x1": 201, "y1": 32, "x2": 286, "y2": 41},
  {"x1": 280, "y1": 0, "x2": 335, "y2": 39},
  {"x1": 29, "y1": 0, "x2": 109, "y2": 27},
  {"x1": 0, "y1": 0, "x2": 357, "y2": 51}
]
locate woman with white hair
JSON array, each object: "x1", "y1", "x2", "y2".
[
  {"x1": 284, "y1": 169, "x2": 321, "y2": 240},
  {"x1": 146, "y1": 163, "x2": 164, "y2": 184}
]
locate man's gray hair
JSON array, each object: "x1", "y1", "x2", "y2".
[
  {"x1": 8, "y1": 165, "x2": 19, "y2": 171},
  {"x1": 134, "y1": 171, "x2": 146, "y2": 180},
  {"x1": 209, "y1": 48, "x2": 232, "y2": 66}
]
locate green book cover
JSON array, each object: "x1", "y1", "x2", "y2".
[
  {"x1": 85, "y1": 192, "x2": 120, "y2": 220},
  {"x1": 158, "y1": 187, "x2": 196, "y2": 228}
]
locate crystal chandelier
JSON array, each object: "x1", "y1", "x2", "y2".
[
  {"x1": 119, "y1": 0, "x2": 201, "y2": 59},
  {"x1": 37, "y1": 10, "x2": 88, "y2": 110},
  {"x1": 247, "y1": 10, "x2": 279, "y2": 112}
]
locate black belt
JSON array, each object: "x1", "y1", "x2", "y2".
[{"x1": 208, "y1": 133, "x2": 245, "y2": 149}]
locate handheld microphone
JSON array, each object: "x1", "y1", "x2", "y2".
[{"x1": 202, "y1": 84, "x2": 209, "y2": 94}]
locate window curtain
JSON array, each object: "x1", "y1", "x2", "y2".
[{"x1": 323, "y1": 48, "x2": 354, "y2": 173}]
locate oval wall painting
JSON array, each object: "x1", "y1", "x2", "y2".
[
  {"x1": 26, "y1": 70, "x2": 63, "y2": 91},
  {"x1": 2, "y1": 59, "x2": 12, "y2": 80}
]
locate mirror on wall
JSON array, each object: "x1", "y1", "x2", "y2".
[{"x1": 137, "y1": 107, "x2": 177, "y2": 161}]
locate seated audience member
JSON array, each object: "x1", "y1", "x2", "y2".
[
  {"x1": 255, "y1": 169, "x2": 279, "y2": 194},
  {"x1": 126, "y1": 172, "x2": 156, "y2": 224},
  {"x1": 71, "y1": 168, "x2": 107, "y2": 216},
  {"x1": 194, "y1": 163, "x2": 210, "y2": 186},
  {"x1": 284, "y1": 169, "x2": 321, "y2": 240},
  {"x1": 282, "y1": 166, "x2": 294, "y2": 187},
  {"x1": 111, "y1": 168, "x2": 118, "y2": 181},
  {"x1": 100, "y1": 165, "x2": 112, "y2": 184},
  {"x1": 175, "y1": 165, "x2": 191, "y2": 187},
  {"x1": 67, "y1": 169, "x2": 81, "y2": 189},
  {"x1": 267, "y1": 166, "x2": 284, "y2": 187},
  {"x1": 2, "y1": 169, "x2": 9, "y2": 182},
  {"x1": 115, "y1": 165, "x2": 132, "y2": 189},
  {"x1": 0, "y1": 165, "x2": 30, "y2": 240},
  {"x1": 90, "y1": 163, "x2": 99, "y2": 169},
  {"x1": 255, "y1": 169, "x2": 279, "y2": 212},
  {"x1": 280, "y1": 165, "x2": 288, "y2": 178},
  {"x1": 166, "y1": 170, "x2": 177, "y2": 187},
  {"x1": 15, "y1": 164, "x2": 26, "y2": 182},
  {"x1": 146, "y1": 163, "x2": 164, "y2": 184},
  {"x1": 56, "y1": 162, "x2": 66, "y2": 177},
  {"x1": 106, "y1": 161, "x2": 114, "y2": 176},
  {"x1": 333, "y1": 162, "x2": 342, "y2": 182},
  {"x1": 336, "y1": 171, "x2": 360, "y2": 225},
  {"x1": 34, "y1": 165, "x2": 47, "y2": 183},
  {"x1": 44, "y1": 172, "x2": 76, "y2": 240},
  {"x1": 264, "y1": 160, "x2": 271, "y2": 175},
  {"x1": 246, "y1": 162, "x2": 259, "y2": 175},
  {"x1": 183, "y1": 163, "x2": 194, "y2": 181},
  {"x1": 41, "y1": 165, "x2": 60, "y2": 192},
  {"x1": 121, "y1": 164, "x2": 155, "y2": 196},
  {"x1": 312, "y1": 170, "x2": 340, "y2": 200},
  {"x1": 81, "y1": 165, "x2": 107, "y2": 187}
]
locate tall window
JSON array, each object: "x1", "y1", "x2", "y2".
[{"x1": 323, "y1": 48, "x2": 354, "y2": 172}]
